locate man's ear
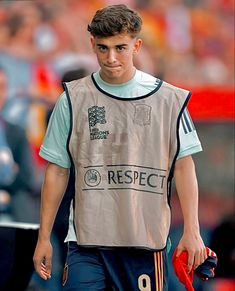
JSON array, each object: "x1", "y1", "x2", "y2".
[
  {"x1": 90, "y1": 36, "x2": 96, "y2": 52},
  {"x1": 133, "y1": 38, "x2": 142, "y2": 54}
]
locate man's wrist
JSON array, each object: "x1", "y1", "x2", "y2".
[
  {"x1": 38, "y1": 229, "x2": 51, "y2": 241},
  {"x1": 183, "y1": 223, "x2": 200, "y2": 233}
]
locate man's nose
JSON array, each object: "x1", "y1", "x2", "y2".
[{"x1": 107, "y1": 50, "x2": 117, "y2": 63}]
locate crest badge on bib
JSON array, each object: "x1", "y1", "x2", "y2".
[{"x1": 133, "y1": 104, "x2": 151, "y2": 126}]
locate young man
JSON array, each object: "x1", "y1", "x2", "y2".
[{"x1": 33, "y1": 4, "x2": 207, "y2": 290}]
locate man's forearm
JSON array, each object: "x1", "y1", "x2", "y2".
[
  {"x1": 39, "y1": 162, "x2": 70, "y2": 240},
  {"x1": 174, "y1": 155, "x2": 200, "y2": 232}
]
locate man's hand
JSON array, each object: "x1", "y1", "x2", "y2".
[
  {"x1": 33, "y1": 239, "x2": 53, "y2": 280},
  {"x1": 176, "y1": 230, "x2": 207, "y2": 273}
]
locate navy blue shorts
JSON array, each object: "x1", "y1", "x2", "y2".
[{"x1": 62, "y1": 242, "x2": 168, "y2": 291}]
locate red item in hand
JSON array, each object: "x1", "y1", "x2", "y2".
[
  {"x1": 172, "y1": 247, "x2": 217, "y2": 291},
  {"x1": 172, "y1": 249, "x2": 195, "y2": 291}
]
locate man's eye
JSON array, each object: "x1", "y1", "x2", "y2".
[
  {"x1": 98, "y1": 46, "x2": 107, "y2": 52},
  {"x1": 117, "y1": 46, "x2": 125, "y2": 51}
]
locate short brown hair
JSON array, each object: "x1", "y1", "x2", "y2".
[{"x1": 87, "y1": 4, "x2": 142, "y2": 38}]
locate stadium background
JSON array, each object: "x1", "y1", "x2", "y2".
[{"x1": 0, "y1": 0, "x2": 234, "y2": 290}]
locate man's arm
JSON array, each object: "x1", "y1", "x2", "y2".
[
  {"x1": 174, "y1": 155, "x2": 207, "y2": 272},
  {"x1": 33, "y1": 162, "x2": 69, "y2": 280}
]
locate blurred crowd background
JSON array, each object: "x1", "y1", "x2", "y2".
[{"x1": 0, "y1": 0, "x2": 234, "y2": 291}]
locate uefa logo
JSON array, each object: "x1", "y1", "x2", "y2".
[{"x1": 84, "y1": 169, "x2": 101, "y2": 187}]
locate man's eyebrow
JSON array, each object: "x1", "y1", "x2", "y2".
[
  {"x1": 116, "y1": 44, "x2": 128, "y2": 47},
  {"x1": 96, "y1": 43, "x2": 128, "y2": 47},
  {"x1": 97, "y1": 44, "x2": 108, "y2": 47}
]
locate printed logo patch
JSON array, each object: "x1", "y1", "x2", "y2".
[
  {"x1": 88, "y1": 106, "x2": 109, "y2": 140},
  {"x1": 133, "y1": 104, "x2": 151, "y2": 126},
  {"x1": 82, "y1": 164, "x2": 167, "y2": 195},
  {"x1": 84, "y1": 169, "x2": 101, "y2": 187}
]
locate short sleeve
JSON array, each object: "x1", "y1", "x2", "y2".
[
  {"x1": 178, "y1": 109, "x2": 202, "y2": 159},
  {"x1": 39, "y1": 92, "x2": 71, "y2": 168}
]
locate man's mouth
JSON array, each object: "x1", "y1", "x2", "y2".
[{"x1": 105, "y1": 65, "x2": 120, "y2": 69}]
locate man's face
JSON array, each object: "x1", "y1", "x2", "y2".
[{"x1": 91, "y1": 33, "x2": 142, "y2": 84}]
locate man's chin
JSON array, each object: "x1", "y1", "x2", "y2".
[{"x1": 105, "y1": 67, "x2": 121, "y2": 75}]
